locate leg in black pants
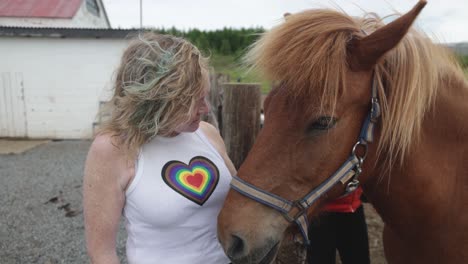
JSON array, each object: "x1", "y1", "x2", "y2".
[
  {"x1": 307, "y1": 205, "x2": 370, "y2": 264},
  {"x1": 307, "y1": 212, "x2": 338, "y2": 264},
  {"x1": 336, "y1": 205, "x2": 370, "y2": 264}
]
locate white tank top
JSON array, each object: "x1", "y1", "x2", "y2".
[{"x1": 123, "y1": 128, "x2": 231, "y2": 264}]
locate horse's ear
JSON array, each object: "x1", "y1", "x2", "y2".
[{"x1": 347, "y1": 0, "x2": 427, "y2": 71}]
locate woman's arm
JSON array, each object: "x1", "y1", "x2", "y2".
[
  {"x1": 83, "y1": 134, "x2": 134, "y2": 264},
  {"x1": 199, "y1": 122, "x2": 237, "y2": 176}
]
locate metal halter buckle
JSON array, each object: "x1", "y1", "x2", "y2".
[
  {"x1": 371, "y1": 97, "x2": 381, "y2": 122},
  {"x1": 346, "y1": 179, "x2": 360, "y2": 193},
  {"x1": 346, "y1": 141, "x2": 367, "y2": 194}
]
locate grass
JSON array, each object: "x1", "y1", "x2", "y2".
[
  {"x1": 456, "y1": 55, "x2": 468, "y2": 76},
  {"x1": 210, "y1": 53, "x2": 271, "y2": 94}
]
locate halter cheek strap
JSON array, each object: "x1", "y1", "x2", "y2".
[{"x1": 230, "y1": 80, "x2": 381, "y2": 245}]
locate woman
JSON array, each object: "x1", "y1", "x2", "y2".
[{"x1": 83, "y1": 33, "x2": 235, "y2": 264}]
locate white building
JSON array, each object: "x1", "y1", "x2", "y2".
[
  {"x1": 0, "y1": 27, "x2": 141, "y2": 139},
  {"x1": 0, "y1": 0, "x2": 145, "y2": 139},
  {"x1": 0, "y1": 0, "x2": 110, "y2": 29}
]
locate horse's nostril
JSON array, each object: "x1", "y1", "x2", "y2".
[{"x1": 227, "y1": 234, "x2": 246, "y2": 259}]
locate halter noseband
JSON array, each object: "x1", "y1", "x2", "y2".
[{"x1": 230, "y1": 79, "x2": 381, "y2": 245}]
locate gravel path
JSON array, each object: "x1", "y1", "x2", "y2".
[
  {"x1": 0, "y1": 141, "x2": 127, "y2": 264},
  {"x1": 0, "y1": 140, "x2": 385, "y2": 264}
]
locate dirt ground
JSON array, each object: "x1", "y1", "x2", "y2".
[
  {"x1": 364, "y1": 204, "x2": 387, "y2": 264},
  {"x1": 0, "y1": 139, "x2": 49, "y2": 154},
  {"x1": 275, "y1": 204, "x2": 386, "y2": 264}
]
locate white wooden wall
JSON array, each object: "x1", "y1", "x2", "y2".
[{"x1": 0, "y1": 37, "x2": 129, "y2": 139}]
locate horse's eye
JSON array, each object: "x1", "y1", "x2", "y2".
[{"x1": 307, "y1": 116, "x2": 337, "y2": 133}]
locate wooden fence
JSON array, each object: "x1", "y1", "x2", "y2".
[{"x1": 204, "y1": 72, "x2": 262, "y2": 169}]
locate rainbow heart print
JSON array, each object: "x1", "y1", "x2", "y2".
[{"x1": 162, "y1": 156, "x2": 219, "y2": 205}]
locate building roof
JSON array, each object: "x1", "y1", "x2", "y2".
[
  {"x1": 0, "y1": 0, "x2": 82, "y2": 18},
  {"x1": 0, "y1": 26, "x2": 143, "y2": 39}
]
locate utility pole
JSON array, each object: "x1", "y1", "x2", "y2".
[{"x1": 139, "y1": 0, "x2": 143, "y2": 29}]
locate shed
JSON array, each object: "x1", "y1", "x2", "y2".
[{"x1": 0, "y1": 27, "x2": 141, "y2": 139}]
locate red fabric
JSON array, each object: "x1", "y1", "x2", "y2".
[
  {"x1": 0, "y1": 0, "x2": 81, "y2": 18},
  {"x1": 322, "y1": 187, "x2": 363, "y2": 213}
]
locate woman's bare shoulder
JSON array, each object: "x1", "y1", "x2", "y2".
[
  {"x1": 199, "y1": 121, "x2": 224, "y2": 147},
  {"x1": 90, "y1": 133, "x2": 122, "y2": 157},
  {"x1": 85, "y1": 133, "x2": 134, "y2": 190}
]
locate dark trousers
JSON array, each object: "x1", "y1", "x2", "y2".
[{"x1": 306, "y1": 205, "x2": 370, "y2": 264}]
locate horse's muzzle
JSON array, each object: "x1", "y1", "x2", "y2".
[{"x1": 226, "y1": 236, "x2": 279, "y2": 264}]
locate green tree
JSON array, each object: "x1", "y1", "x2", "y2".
[
  {"x1": 196, "y1": 34, "x2": 210, "y2": 53},
  {"x1": 148, "y1": 27, "x2": 264, "y2": 56},
  {"x1": 220, "y1": 39, "x2": 232, "y2": 54}
]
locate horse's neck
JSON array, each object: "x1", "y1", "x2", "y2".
[
  {"x1": 364, "y1": 71, "x2": 468, "y2": 238},
  {"x1": 426, "y1": 74, "x2": 468, "y2": 143}
]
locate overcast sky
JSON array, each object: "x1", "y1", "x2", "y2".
[{"x1": 102, "y1": 0, "x2": 468, "y2": 43}]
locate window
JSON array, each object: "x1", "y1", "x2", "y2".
[{"x1": 86, "y1": 0, "x2": 100, "y2": 17}]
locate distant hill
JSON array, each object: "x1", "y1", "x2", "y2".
[{"x1": 446, "y1": 42, "x2": 468, "y2": 55}]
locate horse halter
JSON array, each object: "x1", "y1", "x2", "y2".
[{"x1": 230, "y1": 78, "x2": 381, "y2": 245}]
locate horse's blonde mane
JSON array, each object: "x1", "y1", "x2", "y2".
[{"x1": 245, "y1": 8, "x2": 465, "y2": 170}]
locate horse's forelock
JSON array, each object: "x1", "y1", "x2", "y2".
[{"x1": 245, "y1": 9, "x2": 361, "y2": 115}]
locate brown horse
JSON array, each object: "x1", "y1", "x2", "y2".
[{"x1": 218, "y1": 1, "x2": 468, "y2": 263}]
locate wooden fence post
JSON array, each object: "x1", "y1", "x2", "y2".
[
  {"x1": 221, "y1": 83, "x2": 261, "y2": 169},
  {"x1": 204, "y1": 71, "x2": 231, "y2": 131}
]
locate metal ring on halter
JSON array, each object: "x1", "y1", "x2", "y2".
[{"x1": 352, "y1": 140, "x2": 368, "y2": 162}]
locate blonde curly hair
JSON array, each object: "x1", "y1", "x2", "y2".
[{"x1": 99, "y1": 32, "x2": 209, "y2": 157}]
